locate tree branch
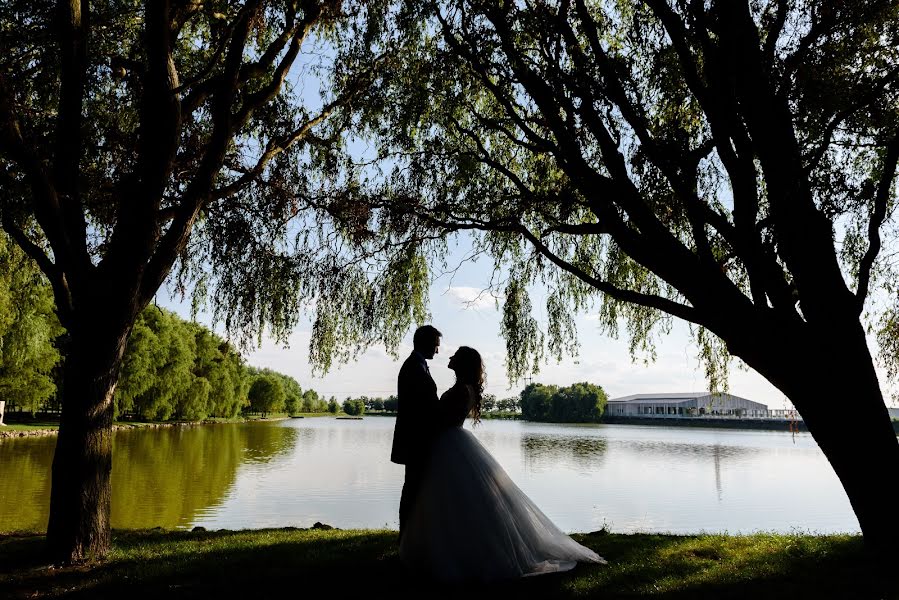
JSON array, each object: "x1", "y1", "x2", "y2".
[
  {"x1": 0, "y1": 74, "x2": 85, "y2": 283},
  {"x1": 436, "y1": 10, "x2": 558, "y2": 154},
  {"x1": 762, "y1": 0, "x2": 788, "y2": 72},
  {"x1": 856, "y1": 135, "x2": 899, "y2": 311},
  {"x1": 213, "y1": 52, "x2": 385, "y2": 200},
  {"x1": 53, "y1": 0, "x2": 91, "y2": 269},
  {"x1": 565, "y1": 2, "x2": 725, "y2": 269},
  {"x1": 173, "y1": 12, "x2": 241, "y2": 94},
  {"x1": 0, "y1": 218, "x2": 55, "y2": 276},
  {"x1": 100, "y1": 0, "x2": 183, "y2": 289},
  {"x1": 139, "y1": 1, "x2": 260, "y2": 304},
  {"x1": 781, "y1": 5, "x2": 837, "y2": 81},
  {"x1": 517, "y1": 225, "x2": 703, "y2": 326},
  {"x1": 0, "y1": 217, "x2": 74, "y2": 323},
  {"x1": 718, "y1": 0, "x2": 856, "y2": 323},
  {"x1": 233, "y1": 38, "x2": 310, "y2": 125},
  {"x1": 180, "y1": 2, "x2": 262, "y2": 117},
  {"x1": 803, "y1": 66, "x2": 899, "y2": 173}
]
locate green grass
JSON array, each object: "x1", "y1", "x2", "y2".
[
  {"x1": 0, "y1": 529, "x2": 894, "y2": 599},
  {"x1": 0, "y1": 422, "x2": 59, "y2": 432}
]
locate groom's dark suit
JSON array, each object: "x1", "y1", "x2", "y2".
[{"x1": 391, "y1": 350, "x2": 439, "y2": 537}]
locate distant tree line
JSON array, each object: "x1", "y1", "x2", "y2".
[
  {"x1": 339, "y1": 395, "x2": 398, "y2": 414},
  {"x1": 339, "y1": 384, "x2": 605, "y2": 424},
  {"x1": 2, "y1": 233, "x2": 315, "y2": 420},
  {"x1": 245, "y1": 368, "x2": 326, "y2": 418},
  {"x1": 338, "y1": 384, "x2": 607, "y2": 424},
  {"x1": 480, "y1": 394, "x2": 521, "y2": 417}
]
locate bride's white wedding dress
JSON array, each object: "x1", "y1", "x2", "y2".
[{"x1": 399, "y1": 385, "x2": 606, "y2": 583}]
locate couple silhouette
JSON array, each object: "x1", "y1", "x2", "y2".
[{"x1": 390, "y1": 325, "x2": 605, "y2": 583}]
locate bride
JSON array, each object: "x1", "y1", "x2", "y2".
[{"x1": 399, "y1": 346, "x2": 606, "y2": 583}]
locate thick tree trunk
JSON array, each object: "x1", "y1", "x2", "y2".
[
  {"x1": 45, "y1": 311, "x2": 131, "y2": 564},
  {"x1": 738, "y1": 315, "x2": 899, "y2": 557}
]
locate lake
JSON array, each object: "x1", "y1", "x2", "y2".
[{"x1": 0, "y1": 417, "x2": 858, "y2": 534}]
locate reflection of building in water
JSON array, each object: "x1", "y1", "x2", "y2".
[
  {"x1": 713, "y1": 444, "x2": 723, "y2": 501},
  {"x1": 606, "y1": 392, "x2": 781, "y2": 418}
]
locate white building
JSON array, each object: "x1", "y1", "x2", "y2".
[{"x1": 606, "y1": 392, "x2": 770, "y2": 418}]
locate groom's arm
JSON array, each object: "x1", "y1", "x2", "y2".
[{"x1": 417, "y1": 366, "x2": 440, "y2": 426}]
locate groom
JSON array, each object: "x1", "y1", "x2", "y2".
[{"x1": 391, "y1": 324, "x2": 442, "y2": 541}]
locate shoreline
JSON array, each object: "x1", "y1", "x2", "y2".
[
  {"x1": 6, "y1": 413, "x2": 898, "y2": 439},
  {"x1": 0, "y1": 416, "x2": 292, "y2": 440},
  {"x1": 601, "y1": 415, "x2": 899, "y2": 434},
  {"x1": 600, "y1": 415, "x2": 810, "y2": 432}
]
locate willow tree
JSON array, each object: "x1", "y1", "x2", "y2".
[
  {"x1": 0, "y1": 232, "x2": 63, "y2": 414},
  {"x1": 333, "y1": 1, "x2": 899, "y2": 551},
  {"x1": 0, "y1": 0, "x2": 427, "y2": 563}
]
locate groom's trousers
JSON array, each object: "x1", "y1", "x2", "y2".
[{"x1": 399, "y1": 463, "x2": 426, "y2": 540}]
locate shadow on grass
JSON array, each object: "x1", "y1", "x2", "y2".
[{"x1": 1, "y1": 529, "x2": 895, "y2": 599}]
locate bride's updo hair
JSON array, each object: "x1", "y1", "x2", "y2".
[{"x1": 453, "y1": 346, "x2": 485, "y2": 424}]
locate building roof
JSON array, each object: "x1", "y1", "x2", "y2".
[
  {"x1": 608, "y1": 392, "x2": 760, "y2": 404},
  {"x1": 609, "y1": 392, "x2": 713, "y2": 403}
]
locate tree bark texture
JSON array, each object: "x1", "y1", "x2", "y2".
[
  {"x1": 45, "y1": 305, "x2": 133, "y2": 563},
  {"x1": 734, "y1": 312, "x2": 899, "y2": 556}
]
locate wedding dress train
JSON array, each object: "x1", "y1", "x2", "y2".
[{"x1": 399, "y1": 425, "x2": 606, "y2": 583}]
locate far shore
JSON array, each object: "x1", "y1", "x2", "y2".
[{"x1": 5, "y1": 411, "x2": 898, "y2": 439}]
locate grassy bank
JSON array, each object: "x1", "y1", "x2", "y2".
[
  {"x1": 0, "y1": 414, "x2": 318, "y2": 438},
  {"x1": 0, "y1": 528, "x2": 893, "y2": 599},
  {"x1": 0, "y1": 422, "x2": 61, "y2": 433}
]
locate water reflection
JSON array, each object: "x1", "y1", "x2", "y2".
[
  {"x1": 521, "y1": 434, "x2": 608, "y2": 472},
  {"x1": 240, "y1": 423, "x2": 299, "y2": 465},
  {"x1": 0, "y1": 435, "x2": 56, "y2": 531},
  {"x1": 0, "y1": 419, "x2": 858, "y2": 535},
  {"x1": 0, "y1": 421, "x2": 299, "y2": 531}
]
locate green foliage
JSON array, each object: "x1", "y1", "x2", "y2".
[
  {"x1": 342, "y1": 398, "x2": 365, "y2": 416},
  {"x1": 283, "y1": 378, "x2": 303, "y2": 416},
  {"x1": 0, "y1": 233, "x2": 63, "y2": 415},
  {"x1": 117, "y1": 308, "x2": 196, "y2": 421},
  {"x1": 383, "y1": 395, "x2": 398, "y2": 412},
  {"x1": 0, "y1": 273, "x2": 313, "y2": 422},
  {"x1": 248, "y1": 376, "x2": 286, "y2": 418},
  {"x1": 0, "y1": 0, "x2": 439, "y2": 392},
  {"x1": 519, "y1": 383, "x2": 558, "y2": 422},
  {"x1": 328, "y1": 0, "x2": 899, "y2": 396},
  {"x1": 496, "y1": 397, "x2": 520, "y2": 413},
  {"x1": 244, "y1": 366, "x2": 321, "y2": 416},
  {"x1": 327, "y1": 397, "x2": 339, "y2": 414},
  {"x1": 301, "y1": 389, "x2": 320, "y2": 413},
  {"x1": 116, "y1": 307, "x2": 253, "y2": 421},
  {"x1": 519, "y1": 382, "x2": 606, "y2": 423}
]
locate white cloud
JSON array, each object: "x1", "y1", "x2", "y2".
[{"x1": 445, "y1": 286, "x2": 501, "y2": 311}]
